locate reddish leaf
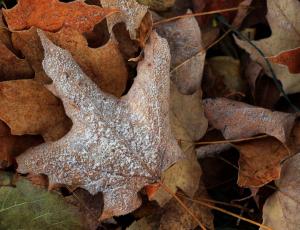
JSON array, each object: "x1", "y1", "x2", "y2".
[
  {"x1": 3, "y1": 0, "x2": 118, "y2": 32},
  {"x1": 269, "y1": 47, "x2": 300, "y2": 74}
]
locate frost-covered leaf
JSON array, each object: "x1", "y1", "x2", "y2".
[
  {"x1": 155, "y1": 10, "x2": 205, "y2": 94},
  {"x1": 203, "y1": 98, "x2": 296, "y2": 143},
  {"x1": 261, "y1": 152, "x2": 300, "y2": 230},
  {"x1": 0, "y1": 172, "x2": 85, "y2": 230},
  {"x1": 101, "y1": 0, "x2": 149, "y2": 40},
  {"x1": 235, "y1": 0, "x2": 300, "y2": 94},
  {"x1": 17, "y1": 31, "x2": 182, "y2": 218}
]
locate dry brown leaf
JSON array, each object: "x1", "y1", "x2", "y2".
[
  {"x1": 235, "y1": 137, "x2": 290, "y2": 187},
  {"x1": 3, "y1": 0, "x2": 117, "y2": 33},
  {"x1": 0, "y1": 10, "x2": 13, "y2": 50},
  {"x1": 0, "y1": 79, "x2": 71, "y2": 141},
  {"x1": 203, "y1": 98, "x2": 296, "y2": 143},
  {"x1": 234, "y1": 0, "x2": 300, "y2": 94},
  {"x1": 17, "y1": 31, "x2": 182, "y2": 218},
  {"x1": 12, "y1": 28, "x2": 50, "y2": 83},
  {"x1": 261, "y1": 152, "x2": 300, "y2": 230},
  {"x1": 155, "y1": 10, "x2": 205, "y2": 94},
  {"x1": 0, "y1": 42, "x2": 34, "y2": 81},
  {"x1": 46, "y1": 28, "x2": 128, "y2": 97},
  {"x1": 13, "y1": 27, "x2": 128, "y2": 96},
  {"x1": 0, "y1": 12, "x2": 34, "y2": 81},
  {"x1": 0, "y1": 121, "x2": 43, "y2": 169},
  {"x1": 101, "y1": 0, "x2": 149, "y2": 40}
]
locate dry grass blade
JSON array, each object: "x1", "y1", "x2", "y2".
[
  {"x1": 179, "y1": 195, "x2": 272, "y2": 230},
  {"x1": 153, "y1": 7, "x2": 250, "y2": 26},
  {"x1": 158, "y1": 181, "x2": 207, "y2": 230}
]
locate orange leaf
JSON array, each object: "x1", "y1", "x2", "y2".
[
  {"x1": 3, "y1": 0, "x2": 118, "y2": 32},
  {"x1": 269, "y1": 47, "x2": 300, "y2": 74},
  {"x1": 145, "y1": 183, "x2": 160, "y2": 199}
]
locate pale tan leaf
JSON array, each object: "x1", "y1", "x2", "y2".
[{"x1": 261, "y1": 152, "x2": 300, "y2": 230}]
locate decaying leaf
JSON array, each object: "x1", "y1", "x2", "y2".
[
  {"x1": 101, "y1": 0, "x2": 149, "y2": 40},
  {"x1": 261, "y1": 152, "x2": 300, "y2": 230},
  {"x1": 159, "y1": 182, "x2": 214, "y2": 230},
  {"x1": 235, "y1": 0, "x2": 300, "y2": 94},
  {"x1": 0, "y1": 79, "x2": 71, "y2": 141},
  {"x1": 3, "y1": 0, "x2": 117, "y2": 33},
  {"x1": 155, "y1": 10, "x2": 205, "y2": 94},
  {"x1": 207, "y1": 56, "x2": 246, "y2": 95},
  {"x1": 203, "y1": 98, "x2": 296, "y2": 143},
  {"x1": 170, "y1": 82, "x2": 207, "y2": 141},
  {"x1": 269, "y1": 47, "x2": 300, "y2": 74},
  {"x1": 17, "y1": 31, "x2": 182, "y2": 218},
  {"x1": 235, "y1": 137, "x2": 291, "y2": 187},
  {"x1": 46, "y1": 28, "x2": 128, "y2": 97},
  {"x1": 0, "y1": 172, "x2": 85, "y2": 229}
]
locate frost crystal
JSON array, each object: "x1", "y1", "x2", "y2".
[{"x1": 16, "y1": 30, "x2": 182, "y2": 218}]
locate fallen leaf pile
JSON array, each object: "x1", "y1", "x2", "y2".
[{"x1": 0, "y1": 0, "x2": 300, "y2": 229}]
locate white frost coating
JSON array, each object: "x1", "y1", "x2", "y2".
[
  {"x1": 16, "y1": 30, "x2": 183, "y2": 218},
  {"x1": 101, "y1": 0, "x2": 148, "y2": 39}
]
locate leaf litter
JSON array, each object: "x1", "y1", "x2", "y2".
[{"x1": 0, "y1": 0, "x2": 300, "y2": 229}]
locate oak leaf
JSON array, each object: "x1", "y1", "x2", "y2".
[
  {"x1": 0, "y1": 79, "x2": 71, "y2": 141},
  {"x1": 3, "y1": 0, "x2": 118, "y2": 33},
  {"x1": 17, "y1": 31, "x2": 182, "y2": 218},
  {"x1": 45, "y1": 28, "x2": 128, "y2": 97},
  {"x1": 235, "y1": 0, "x2": 300, "y2": 94},
  {"x1": 0, "y1": 12, "x2": 34, "y2": 81},
  {"x1": 11, "y1": 28, "x2": 49, "y2": 83}
]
